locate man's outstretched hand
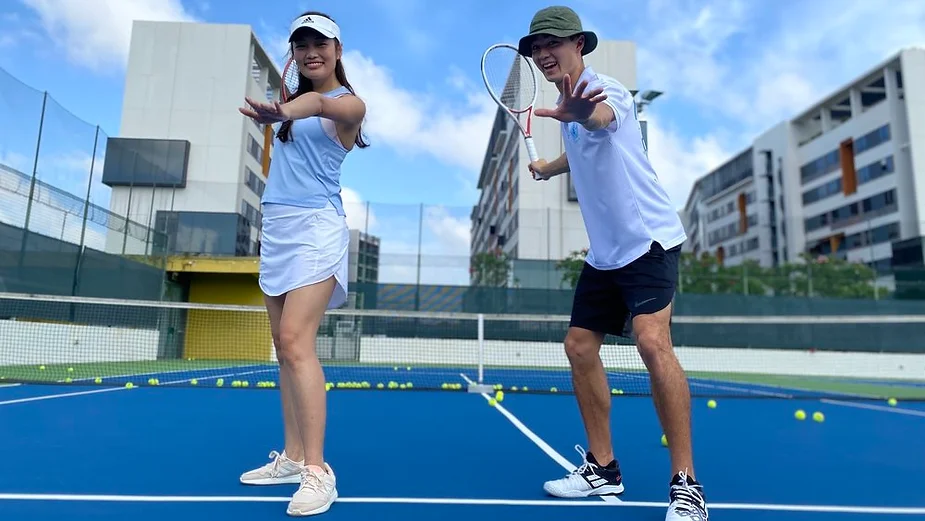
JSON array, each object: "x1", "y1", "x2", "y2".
[{"x1": 534, "y1": 74, "x2": 607, "y2": 124}]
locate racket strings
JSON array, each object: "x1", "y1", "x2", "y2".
[
  {"x1": 484, "y1": 49, "x2": 536, "y2": 113},
  {"x1": 283, "y1": 59, "x2": 300, "y2": 101}
]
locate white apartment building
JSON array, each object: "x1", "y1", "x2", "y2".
[
  {"x1": 683, "y1": 47, "x2": 925, "y2": 280},
  {"x1": 470, "y1": 40, "x2": 640, "y2": 288},
  {"x1": 101, "y1": 21, "x2": 282, "y2": 257}
]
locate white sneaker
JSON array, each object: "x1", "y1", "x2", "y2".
[
  {"x1": 286, "y1": 463, "x2": 338, "y2": 517},
  {"x1": 240, "y1": 450, "x2": 303, "y2": 485},
  {"x1": 666, "y1": 471, "x2": 708, "y2": 520},
  {"x1": 543, "y1": 445, "x2": 625, "y2": 498}
]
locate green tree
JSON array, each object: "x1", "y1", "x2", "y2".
[
  {"x1": 470, "y1": 251, "x2": 512, "y2": 287},
  {"x1": 764, "y1": 252, "x2": 877, "y2": 298},
  {"x1": 556, "y1": 248, "x2": 588, "y2": 289}
]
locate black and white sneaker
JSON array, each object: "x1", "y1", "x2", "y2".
[
  {"x1": 543, "y1": 445, "x2": 625, "y2": 498},
  {"x1": 666, "y1": 471, "x2": 708, "y2": 520}
]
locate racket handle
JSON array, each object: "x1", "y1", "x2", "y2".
[
  {"x1": 525, "y1": 136, "x2": 538, "y2": 163},
  {"x1": 524, "y1": 137, "x2": 540, "y2": 180}
]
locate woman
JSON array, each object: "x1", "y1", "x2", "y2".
[{"x1": 237, "y1": 10, "x2": 368, "y2": 517}]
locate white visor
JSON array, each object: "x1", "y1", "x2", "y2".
[{"x1": 289, "y1": 14, "x2": 341, "y2": 41}]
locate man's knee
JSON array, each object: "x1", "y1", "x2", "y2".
[
  {"x1": 564, "y1": 327, "x2": 603, "y2": 365},
  {"x1": 633, "y1": 306, "x2": 674, "y2": 364}
]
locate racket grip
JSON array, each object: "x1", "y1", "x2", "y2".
[
  {"x1": 525, "y1": 137, "x2": 539, "y2": 163},
  {"x1": 524, "y1": 137, "x2": 540, "y2": 180}
]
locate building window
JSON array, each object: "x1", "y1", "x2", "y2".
[
  {"x1": 245, "y1": 167, "x2": 266, "y2": 197},
  {"x1": 247, "y1": 134, "x2": 264, "y2": 164}
]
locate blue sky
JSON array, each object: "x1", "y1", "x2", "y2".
[{"x1": 1, "y1": 0, "x2": 924, "y2": 285}]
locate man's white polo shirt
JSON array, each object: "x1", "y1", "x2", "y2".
[{"x1": 559, "y1": 66, "x2": 687, "y2": 270}]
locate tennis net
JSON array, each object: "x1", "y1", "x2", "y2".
[{"x1": 1, "y1": 291, "x2": 924, "y2": 400}]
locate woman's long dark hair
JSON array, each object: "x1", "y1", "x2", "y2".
[{"x1": 277, "y1": 11, "x2": 369, "y2": 149}]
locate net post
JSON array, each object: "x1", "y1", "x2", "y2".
[{"x1": 468, "y1": 312, "x2": 493, "y2": 394}]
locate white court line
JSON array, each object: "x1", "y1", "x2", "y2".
[
  {"x1": 459, "y1": 373, "x2": 621, "y2": 505},
  {"x1": 0, "y1": 367, "x2": 276, "y2": 407},
  {"x1": 0, "y1": 493, "x2": 923, "y2": 514},
  {"x1": 822, "y1": 399, "x2": 925, "y2": 418}
]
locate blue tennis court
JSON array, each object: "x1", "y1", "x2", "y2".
[{"x1": 1, "y1": 365, "x2": 923, "y2": 521}]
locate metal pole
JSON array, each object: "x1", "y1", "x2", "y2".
[
  {"x1": 415, "y1": 203, "x2": 423, "y2": 311},
  {"x1": 71, "y1": 125, "x2": 101, "y2": 298},
  {"x1": 22, "y1": 91, "x2": 48, "y2": 233}
]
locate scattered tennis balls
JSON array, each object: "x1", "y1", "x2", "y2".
[
  {"x1": 190, "y1": 379, "x2": 198, "y2": 386},
  {"x1": 488, "y1": 397, "x2": 497, "y2": 407},
  {"x1": 888, "y1": 398, "x2": 898, "y2": 407},
  {"x1": 661, "y1": 434, "x2": 668, "y2": 447},
  {"x1": 707, "y1": 400, "x2": 717, "y2": 409},
  {"x1": 148, "y1": 378, "x2": 159, "y2": 386},
  {"x1": 241, "y1": 381, "x2": 249, "y2": 387},
  {"x1": 406, "y1": 382, "x2": 413, "y2": 389},
  {"x1": 813, "y1": 411, "x2": 825, "y2": 423},
  {"x1": 67, "y1": 367, "x2": 74, "y2": 373},
  {"x1": 125, "y1": 382, "x2": 134, "y2": 389},
  {"x1": 64, "y1": 377, "x2": 72, "y2": 383},
  {"x1": 216, "y1": 378, "x2": 224, "y2": 387},
  {"x1": 325, "y1": 382, "x2": 333, "y2": 391},
  {"x1": 550, "y1": 387, "x2": 558, "y2": 393},
  {"x1": 39, "y1": 365, "x2": 45, "y2": 370},
  {"x1": 377, "y1": 383, "x2": 384, "y2": 389},
  {"x1": 511, "y1": 386, "x2": 518, "y2": 391},
  {"x1": 495, "y1": 390, "x2": 504, "y2": 402},
  {"x1": 795, "y1": 409, "x2": 806, "y2": 420},
  {"x1": 94, "y1": 377, "x2": 102, "y2": 384},
  {"x1": 406, "y1": 366, "x2": 411, "y2": 371}
]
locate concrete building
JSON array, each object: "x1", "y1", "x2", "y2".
[
  {"x1": 682, "y1": 47, "x2": 925, "y2": 281},
  {"x1": 470, "y1": 40, "x2": 644, "y2": 289},
  {"x1": 100, "y1": 21, "x2": 282, "y2": 258}
]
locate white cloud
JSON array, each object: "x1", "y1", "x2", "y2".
[
  {"x1": 643, "y1": 114, "x2": 732, "y2": 210},
  {"x1": 607, "y1": 0, "x2": 925, "y2": 204},
  {"x1": 21, "y1": 0, "x2": 196, "y2": 71},
  {"x1": 340, "y1": 50, "x2": 496, "y2": 173}
]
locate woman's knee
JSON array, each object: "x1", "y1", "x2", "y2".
[{"x1": 276, "y1": 324, "x2": 317, "y2": 365}]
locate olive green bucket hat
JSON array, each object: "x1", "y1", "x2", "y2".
[{"x1": 517, "y1": 6, "x2": 598, "y2": 57}]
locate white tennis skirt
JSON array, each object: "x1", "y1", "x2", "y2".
[{"x1": 258, "y1": 201, "x2": 349, "y2": 310}]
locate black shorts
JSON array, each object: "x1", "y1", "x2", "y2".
[{"x1": 569, "y1": 242, "x2": 681, "y2": 339}]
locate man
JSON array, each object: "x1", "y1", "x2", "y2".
[{"x1": 518, "y1": 6, "x2": 708, "y2": 521}]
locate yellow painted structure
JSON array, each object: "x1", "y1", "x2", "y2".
[
  {"x1": 166, "y1": 255, "x2": 259, "y2": 274},
  {"x1": 169, "y1": 257, "x2": 273, "y2": 363}
]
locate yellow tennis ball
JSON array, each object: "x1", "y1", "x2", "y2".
[
  {"x1": 813, "y1": 412, "x2": 825, "y2": 423},
  {"x1": 125, "y1": 382, "x2": 134, "y2": 389},
  {"x1": 190, "y1": 379, "x2": 198, "y2": 386},
  {"x1": 148, "y1": 378, "x2": 157, "y2": 385},
  {"x1": 39, "y1": 365, "x2": 45, "y2": 370},
  {"x1": 888, "y1": 398, "x2": 897, "y2": 407},
  {"x1": 488, "y1": 398, "x2": 497, "y2": 407},
  {"x1": 377, "y1": 383, "x2": 384, "y2": 389},
  {"x1": 216, "y1": 378, "x2": 224, "y2": 387},
  {"x1": 611, "y1": 388, "x2": 618, "y2": 395},
  {"x1": 795, "y1": 410, "x2": 806, "y2": 420},
  {"x1": 94, "y1": 377, "x2": 102, "y2": 384},
  {"x1": 67, "y1": 367, "x2": 74, "y2": 373},
  {"x1": 661, "y1": 434, "x2": 668, "y2": 447},
  {"x1": 241, "y1": 381, "x2": 249, "y2": 387},
  {"x1": 406, "y1": 382, "x2": 413, "y2": 389},
  {"x1": 707, "y1": 400, "x2": 717, "y2": 409},
  {"x1": 550, "y1": 387, "x2": 558, "y2": 393},
  {"x1": 495, "y1": 390, "x2": 504, "y2": 402},
  {"x1": 64, "y1": 377, "x2": 72, "y2": 383}
]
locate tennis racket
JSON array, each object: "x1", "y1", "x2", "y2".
[
  {"x1": 280, "y1": 57, "x2": 301, "y2": 102},
  {"x1": 480, "y1": 43, "x2": 540, "y2": 176}
]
